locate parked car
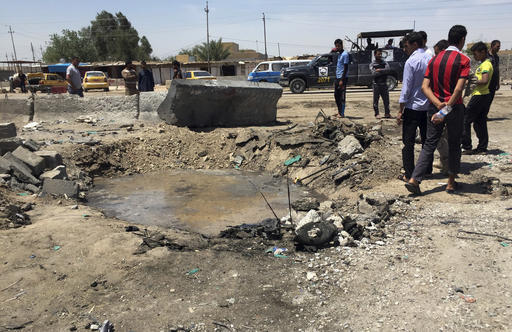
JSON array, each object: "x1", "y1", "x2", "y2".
[
  {"x1": 27, "y1": 72, "x2": 44, "y2": 85},
  {"x1": 247, "y1": 60, "x2": 310, "y2": 83},
  {"x1": 26, "y1": 73, "x2": 67, "y2": 93},
  {"x1": 279, "y1": 29, "x2": 411, "y2": 93},
  {"x1": 184, "y1": 71, "x2": 216, "y2": 80},
  {"x1": 83, "y1": 71, "x2": 109, "y2": 92}
]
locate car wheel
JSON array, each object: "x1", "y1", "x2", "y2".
[
  {"x1": 104, "y1": 88, "x2": 109, "y2": 92},
  {"x1": 290, "y1": 78, "x2": 306, "y2": 94},
  {"x1": 84, "y1": 89, "x2": 88, "y2": 92},
  {"x1": 260, "y1": 80, "x2": 267, "y2": 83},
  {"x1": 386, "y1": 76, "x2": 397, "y2": 91}
]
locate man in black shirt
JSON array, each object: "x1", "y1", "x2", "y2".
[
  {"x1": 172, "y1": 60, "x2": 183, "y2": 79},
  {"x1": 369, "y1": 49, "x2": 390, "y2": 118},
  {"x1": 488, "y1": 40, "x2": 500, "y2": 109}
]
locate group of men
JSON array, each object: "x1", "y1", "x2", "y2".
[{"x1": 331, "y1": 25, "x2": 501, "y2": 194}]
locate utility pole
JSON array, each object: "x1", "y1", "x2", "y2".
[
  {"x1": 278, "y1": 43, "x2": 281, "y2": 58},
  {"x1": 204, "y1": 1, "x2": 210, "y2": 73},
  {"x1": 8, "y1": 25, "x2": 18, "y2": 64},
  {"x1": 262, "y1": 13, "x2": 268, "y2": 60},
  {"x1": 30, "y1": 42, "x2": 36, "y2": 62},
  {"x1": 413, "y1": 20, "x2": 416, "y2": 30}
]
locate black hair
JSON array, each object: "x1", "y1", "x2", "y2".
[
  {"x1": 491, "y1": 40, "x2": 500, "y2": 47},
  {"x1": 448, "y1": 25, "x2": 467, "y2": 45},
  {"x1": 434, "y1": 39, "x2": 449, "y2": 51},
  {"x1": 172, "y1": 60, "x2": 180, "y2": 66},
  {"x1": 419, "y1": 31, "x2": 427, "y2": 41},
  {"x1": 387, "y1": 38, "x2": 393, "y2": 44},
  {"x1": 407, "y1": 32, "x2": 424, "y2": 48},
  {"x1": 470, "y1": 41, "x2": 488, "y2": 53},
  {"x1": 141, "y1": 60, "x2": 147, "y2": 65},
  {"x1": 374, "y1": 48, "x2": 383, "y2": 55},
  {"x1": 125, "y1": 60, "x2": 132, "y2": 66},
  {"x1": 71, "y1": 56, "x2": 79, "y2": 61},
  {"x1": 334, "y1": 39, "x2": 343, "y2": 46}
]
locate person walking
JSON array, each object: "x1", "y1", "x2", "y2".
[
  {"x1": 461, "y1": 42, "x2": 494, "y2": 155},
  {"x1": 138, "y1": 60, "x2": 155, "y2": 92},
  {"x1": 487, "y1": 40, "x2": 500, "y2": 108},
  {"x1": 370, "y1": 49, "x2": 391, "y2": 118},
  {"x1": 122, "y1": 61, "x2": 138, "y2": 96},
  {"x1": 66, "y1": 57, "x2": 83, "y2": 97},
  {"x1": 405, "y1": 25, "x2": 471, "y2": 195},
  {"x1": 172, "y1": 60, "x2": 183, "y2": 79},
  {"x1": 18, "y1": 71, "x2": 27, "y2": 93},
  {"x1": 397, "y1": 32, "x2": 432, "y2": 182},
  {"x1": 334, "y1": 39, "x2": 349, "y2": 118}
]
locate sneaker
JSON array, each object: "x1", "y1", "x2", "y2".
[
  {"x1": 473, "y1": 148, "x2": 488, "y2": 155},
  {"x1": 375, "y1": 114, "x2": 381, "y2": 119},
  {"x1": 384, "y1": 113, "x2": 392, "y2": 119},
  {"x1": 462, "y1": 149, "x2": 474, "y2": 155}
]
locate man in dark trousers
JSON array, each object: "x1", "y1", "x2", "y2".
[
  {"x1": 334, "y1": 39, "x2": 349, "y2": 117},
  {"x1": 461, "y1": 42, "x2": 494, "y2": 155},
  {"x1": 172, "y1": 60, "x2": 183, "y2": 79},
  {"x1": 369, "y1": 49, "x2": 390, "y2": 118},
  {"x1": 138, "y1": 61, "x2": 155, "y2": 92},
  {"x1": 488, "y1": 40, "x2": 500, "y2": 108},
  {"x1": 406, "y1": 25, "x2": 471, "y2": 195}
]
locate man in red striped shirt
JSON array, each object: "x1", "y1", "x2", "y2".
[{"x1": 406, "y1": 25, "x2": 470, "y2": 195}]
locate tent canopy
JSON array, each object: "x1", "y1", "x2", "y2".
[
  {"x1": 48, "y1": 63, "x2": 90, "y2": 73},
  {"x1": 357, "y1": 30, "x2": 413, "y2": 39}
]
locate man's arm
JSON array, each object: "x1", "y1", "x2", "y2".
[
  {"x1": 397, "y1": 62, "x2": 412, "y2": 124},
  {"x1": 65, "y1": 68, "x2": 76, "y2": 89},
  {"x1": 476, "y1": 72, "x2": 489, "y2": 85},
  {"x1": 421, "y1": 77, "x2": 444, "y2": 110},
  {"x1": 369, "y1": 62, "x2": 376, "y2": 75}
]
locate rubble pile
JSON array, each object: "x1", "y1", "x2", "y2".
[
  {"x1": 0, "y1": 195, "x2": 32, "y2": 229},
  {"x1": 0, "y1": 122, "x2": 83, "y2": 198}
]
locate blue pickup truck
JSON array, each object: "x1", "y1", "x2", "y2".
[{"x1": 247, "y1": 60, "x2": 310, "y2": 83}]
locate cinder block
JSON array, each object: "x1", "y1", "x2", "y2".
[
  {"x1": 12, "y1": 146, "x2": 45, "y2": 175},
  {"x1": 157, "y1": 80, "x2": 282, "y2": 127},
  {"x1": 1, "y1": 152, "x2": 40, "y2": 185},
  {"x1": 35, "y1": 151, "x2": 63, "y2": 170},
  {"x1": 0, "y1": 138, "x2": 23, "y2": 155},
  {"x1": 42, "y1": 178, "x2": 79, "y2": 198},
  {"x1": 0, "y1": 123, "x2": 16, "y2": 139}
]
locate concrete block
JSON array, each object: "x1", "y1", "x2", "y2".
[
  {"x1": 0, "y1": 123, "x2": 16, "y2": 138},
  {"x1": 0, "y1": 158, "x2": 10, "y2": 174},
  {"x1": 12, "y1": 146, "x2": 45, "y2": 175},
  {"x1": 40, "y1": 165, "x2": 67, "y2": 180},
  {"x1": 157, "y1": 80, "x2": 282, "y2": 127},
  {"x1": 337, "y1": 135, "x2": 363, "y2": 159},
  {"x1": 1, "y1": 152, "x2": 40, "y2": 185},
  {"x1": 42, "y1": 178, "x2": 79, "y2": 198},
  {"x1": 0, "y1": 99, "x2": 32, "y2": 126},
  {"x1": 139, "y1": 91, "x2": 166, "y2": 122},
  {"x1": 22, "y1": 139, "x2": 40, "y2": 152},
  {"x1": 35, "y1": 151, "x2": 63, "y2": 170},
  {"x1": 0, "y1": 138, "x2": 23, "y2": 155}
]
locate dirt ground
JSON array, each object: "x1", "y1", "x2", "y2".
[{"x1": 0, "y1": 86, "x2": 511, "y2": 332}]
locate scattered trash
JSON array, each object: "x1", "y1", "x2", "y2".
[
  {"x1": 440, "y1": 220, "x2": 460, "y2": 225},
  {"x1": 29, "y1": 254, "x2": 36, "y2": 259},
  {"x1": 306, "y1": 271, "x2": 318, "y2": 282},
  {"x1": 266, "y1": 246, "x2": 288, "y2": 258},
  {"x1": 16, "y1": 192, "x2": 29, "y2": 196},
  {"x1": 82, "y1": 214, "x2": 90, "y2": 218},
  {"x1": 125, "y1": 225, "x2": 140, "y2": 232},
  {"x1": 454, "y1": 287, "x2": 464, "y2": 294},
  {"x1": 186, "y1": 268, "x2": 200, "y2": 275},
  {"x1": 53, "y1": 245, "x2": 61, "y2": 251},
  {"x1": 23, "y1": 122, "x2": 41, "y2": 130},
  {"x1": 284, "y1": 155, "x2": 301, "y2": 166},
  {"x1": 459, "y1": 294, "x2": 476, "y2": 303},
  {"x1": 99, "y1": 320, "x2": 114, "y2": 332},
  {"x1": 500, "y1": 242, "x2": 509, "y2": 247}
]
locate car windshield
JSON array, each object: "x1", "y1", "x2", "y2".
[
  {"x1": 86, "y1": 72, "x2": 105, "y2": 77},
  {"x1": 194, "y1": 71, "x2": 212, "y2": 77},
  {"x1": 308, "y1": 56, "x2": 321, "y2": 66}
]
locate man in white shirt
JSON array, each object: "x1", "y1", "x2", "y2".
[{"x1": 66, "y1": 56, "x2": 83, "y2": 97}]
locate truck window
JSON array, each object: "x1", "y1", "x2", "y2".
[
  {"x1": 291, "y1": 61, "x2": 308, "y2": 67},
  {"x1": 255, "y1": 63, "x2": 269, "y2": 72},
  {"x1": 272, "y1": 63, "x2": 289, "y2": 71},
  {"x1": 316, "y1": 56, "x2": 332, "y2": 67}
]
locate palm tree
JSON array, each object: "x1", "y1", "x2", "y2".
[{"x1": 195, "y1": 38, "x2": 230, "y2": 61}]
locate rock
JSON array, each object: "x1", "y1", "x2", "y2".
[
  {"x1": 291, "y1": 197, "x2": 320, "y2": 211},
  {"x1": 0, "y1": 123, "x2": 16, "y2": 139},
  {"x1": 40, "y1": 165, "x2": 67, "y2": 180},
  {"x1": 1, "y1": 152, "x2": 40, "y2": 185},
  {"x1": 333, "y1": 168, "x2": 352, "y2": 184},
  {"x1": 275, "y1": 134, "x2": 324, "y2": 147},
  {"x1": 306, "y1": 271, "x2": 318, "y2": 282},
  {"x1": 337, "y1": 135, "x2": 363, "y2": 159},
  {"x1": 326, "y1": 214, "x2": 343, "y2": 229},
  {"x1": 235, "y1": 130, "x2": 257, "y2": 146},
  {"x1": 358, "y1": 199, "x2": 375, "y2": 214},
  {"x1": 370, "y1": 124, "x2": 382, "y2": 135},
  {"x1": 34, "y1": 151, "x2": 63, "y2": 170},
  {"x1": 319, "y1": 200, "x2": 334, "y2": 212},
  {"x1": 42, "y1": 178, "x2": 79, "y2": 198},
  {"x1": 0, "y1": 137, "x2": 23, "y2": 155},
  {"x1": 22, "y1": 139, "x2": 40, "y2": 152},
  {"x1": 24, "y1": 184, "x2": 40, "y2": 193},
  {"x1": 12, "y1": 146, "x2": 45, "y2": 175},
  {"x1": 295, "y1": 209, "x2": 322, "y2": 231}
]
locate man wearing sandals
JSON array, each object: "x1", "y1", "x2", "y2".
[{"x1": 406, "y1": 25, "x2": 470, "y2": 195}]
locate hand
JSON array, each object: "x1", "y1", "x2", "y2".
[
  {"x1": 431, "y1": 113, "x2": 445, "y2": 124},
  {"x1": 434, "y1": 101, "x2": 446, "y2": 110},
  {"x1": 376, "y1": 68, "x2": 382, "y2": 72},
  {"x1": 396, "y1": 112, "x2": 403, "y2": 125},
  {"x1": 338, "y1": 80, "x2": 344, "y2": 88}
]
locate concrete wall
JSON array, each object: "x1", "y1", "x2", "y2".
[{"x1": 0, "y1": 98, "x2": 33, "y2": 126}]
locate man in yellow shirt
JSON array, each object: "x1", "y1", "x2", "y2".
[{"x1": 461, "y1": 42, "x2": 493, "y2": 155}]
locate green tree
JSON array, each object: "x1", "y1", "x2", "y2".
[
  {"x1": 139, "y1": 36, "x2": 153, "y2": 60},
  {"x1": 43, "y1": 28, "x2": 96, "y2": 63},
  {"x1": 178, "y1": 38, "x2": 230, "y2": 61}
]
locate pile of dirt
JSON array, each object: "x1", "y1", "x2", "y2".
[{"x1": 0, "y1": 190, "x2": 32, "y2": 229}]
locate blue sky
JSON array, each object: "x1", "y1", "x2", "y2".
[{"x1": 1, "y1": 0, "x2": 511, "y2": 61}]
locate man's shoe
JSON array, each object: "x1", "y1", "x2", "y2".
[
  {"x1": 473, "y1": 148, "x2": 488, "y2": 155},
  {"x1": 384, "y1": 113, "x2": 392, "y2": 118},
  {"x1": 462, "y1": 149, "x2": 474, "y2": 155}
]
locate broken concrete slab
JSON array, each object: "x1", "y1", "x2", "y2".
[
  {"x1": 138, "y1": 91, "x2": 166, "y2": 122},
  {"x1": 157, "y1": 80, "x2": 282, "y2": 127},
  {"x1": 337, "y1": 135, "x2": 363, "y2": 159},
  {"x1": 0, "y1": 138, "x2": 23, "y2": 155},
  {"x1": 35, "y1": 151, "x2": 63, "y2": 170},
  {"x1": 22, "y1": 139, "x2": 40, "y2": 152},
  {"x1": 1, "y1": 152, "x2": 40, "y2": 185},
  {"x1": 0, "y1": 99, "x2": 32, "y2": 126},
  {"x1": 42, "y1": 178, "x2": 79, "y2": 198},
  {"x1": 275, "y1": 134, "x2": 325, "y2": 147},
  {"x1": 0, "y1": 123, "x2": 16, "y2": 139},
  {"x1": 40, "y1": 165, "x2": 67, "y2": 180},
  {"x1": 12, "y1": 146, "x2": 45, "y2": 175}
]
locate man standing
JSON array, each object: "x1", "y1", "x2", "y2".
[
  {"x1": 419, "y1": 31, "x2": 434, "y2": 57},
  {"x1": 172, "y1": 60, "x2": 183, "y2": 79},
  {"x1": 384, "y1": 39, "x2": 394, "y2": 49},
  {"x1": 370, "y1": 49, "x2": 391, "y2": 118},
  {"x1": 397, "y1": 32, "x2": 432, "y2": 182},
  {"x1": 138, "y1": 60, "x2": 155, "y2": 92},
  {"x1": 18, "y1": 71, "x2": 27, "y2": 93},
  {"x1": 461, "y1": 42, "x2": 493, "y2": 155},
  {"x1": 406, "y1": 25, "x2": 470, "y2": 194},
  {"x1": 334, "y1": 39, "x2": 349, "y2": 118},
  {"x1": 488, "y1": 40, "x2": 500, "y2": 107},
  {"x1": 66, "y1": 56, "x2": 83, "y2": 97},
  {"x1": 366, "y1": 38, "x2": 377, "y2": 51},
  {"x1": 122, "y1": 61, "x2": 138, "y2": 96}
]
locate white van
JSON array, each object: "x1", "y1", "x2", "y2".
[{"x1": 248, "y1": 60, "x2": 310, "y2": 83}]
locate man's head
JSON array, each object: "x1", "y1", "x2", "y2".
[
  {"x1": 141, "y1": 60, "x2": 147, "y2": 69},
  {"x1": 434, "y1": 39, "x2": 449, "y2": 55},
  {"x1": 71, "y1": 56, "x2": 79, "y2": 66},
  {"x1": 387, "y1": 38, "x2": 393, "y2": 46},
  {"x1": 448, "y1": 25, "x2": 467, "y2": 49},
  {"x1": 470, "y1": 41, "x2": 488, "y2": 62},
  {"x1": 419, "y1": 31, "x2": 427, "y2": 48},
  {"x1": 490, "y1": 40, "x2": 501, "y2": 55},
  {"x1": 334, "y1": 39, "x2": 343, "y2": 52},
  {"x1": 172, "y1": 60, "x2": 180, "y2": 69},
  {"x1": 374, "y1": 49, "x2": 383, "y2": 61},
  {"x1": 125, "y1": 60, "x2": 134, "y2": 69},
  {"x1": 404, "y1": 32, "x2": 423, "y2": 55}
]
